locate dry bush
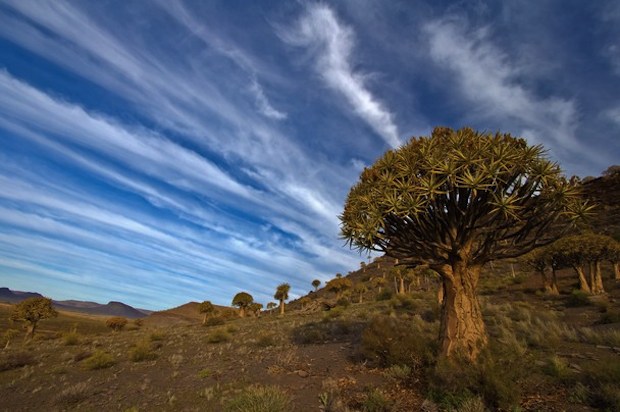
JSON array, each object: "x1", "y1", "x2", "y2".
[
  {"x1": 106, "y1": 317, "x2": 128, "y2": 332},
  {"x1": 130, "y1": 340, "x2": 158, "y2": 362},
  {"x1": 206, "y1": 329, "x2": 231, "y2": 343},
  {"x1": 360, "y1": 315, "x2": 437, "y2": 369},
  {"x1": 223, "y1": 385, "x2": 291, "y2": 412},
  {"x1": 204, "y1": 316, "x2": 226, "y2": 327},
  {"x1": 361, "y1": 388, "x2": 392, "y2": 412},
  {"x1": 55, "y1": 382, "x2": 90, "y2": 408},
  {"x1": 0, "y1": 351, "x2": 35, "y2": 371},
  {"x1": 82, "y1": 350, "x2": 115, "y2": 370},
  {"x1": 291, "y1": 319, "x2": 360, "y2": 345}
]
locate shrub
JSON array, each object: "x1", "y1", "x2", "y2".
[
  {"x1": 82, "y1": 350, "x2": 115, "y2": 370},
  {"x1": 223, "y1": 385, "x2": 291, "y2": 412},
  {"x1": 150, "y1": 331, "x2": 166, "y2": 341},
  {"x1": 581, "y1": 361, "x2": 620, "y2": 410},
  {"x1": 106, "y1": 317, "x2": 128, "y2": 332},
  {"x1": 428, "y1": 347, "x2": 523, "y2": 410},
  {"x1": 383, "y1": 364, "x2": 411, "y2": 381},
  {"x1": 376, "y1": 289, "x2": 393, "y2": 301},
  {"x1": 130, "y1": 340, "x2": 158, "y2": 362},
  {"x1": 55, "y1": 382, "x2": 90, "y2": 407},
  {"x1": 206, "y1": 329, "x2": 231, "y2": 343},
  {"x1": 336, "y1": 297, "x2": 350, "y2": 308},
  {"x1": 205, "y1": 316, "x2": 226, "y2": 327},
  {"x1": 360, "y1": 315, "x2": 436, "y2": 368},
  {"x1": 362, "y1": 388, "x2": 392, "y2": 412},
  {"x1": 567, "y1": 290, "x2": 591, "y2": 307},
  {"x1": 0, "y1": 351, "x2": 35, "y2": 371},
  {"x1": 63, "y1": 331, "x2": 81, "y2": 346},
  {"x1": 599, "y1": 310, "x2": 620, "y2": 324}
]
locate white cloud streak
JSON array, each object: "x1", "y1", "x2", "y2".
[
  {"x1": 281, "y1": 4, "x2": 401, "y2": 148},
  {"x1": 423, "y1": 18, "x2": 585, "y2": 157}
]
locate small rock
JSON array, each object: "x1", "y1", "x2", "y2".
[
  {"x1": 297, "y1": 370, "x2": 309, "y2": 378},
  {"x1": 569, "y1": 363, "x2": 582, "y2": 372},
  {"x1": 596, "y1": 345, "x2": 611, "y2": 350}
]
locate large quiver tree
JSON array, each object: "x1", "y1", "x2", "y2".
[
  {"x1": 340, "y1": 127, "x2": 590, "y2": 360},
  {"x1": 10, "y1": 297, "x2": 58, "y2": 340}
]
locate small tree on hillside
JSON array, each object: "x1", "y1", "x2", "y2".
[
  {"x1": 340, "y1": 127, "x2": 590, "y2": 360},
  {"x1": 248, "y1": 302, "x2": 263, "y2": 317},
  {"x1": 370, "y1": 276, "x2": 386, "y2": 294},
  {"x1": 199, "y1": 301, "x2": 216, "y2": 325},
  {"x1": 522, "y1": 247, "x2": 559, "y2": 294},
  {"x1": 10, "y1": 297, "x2": 58, "y2": 340},
  {"x1": 353, "y1": 283, "x2": 368, "y2": 304},
  {"x1": 312, "y1": 279, "x2": 321, "y2": 292},
  {"x1": 266, "y1": 301, "x2": 277, "y2": 315},
  {"x1": 232, "y1": 292, "x2": 253, "y2": 317},
  {"x1": 106, "y1": 316, "x2": 128, "y2": 332},
  {"x1": 274, "y1": 283, "x2": 291, "y2": 315},
  {"x1": 326, "y1": 277, "x2": 352, "y2": 300}
]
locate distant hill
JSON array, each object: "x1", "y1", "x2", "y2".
[
  {"x1": 146, "y1": 301, "x2": 235, "y2": 326},
  {"x1": 0, "y1": 287, "x2": 147, "y2": 318},
  {"x1": 0, "y1": 287, "x2": 44, "y2": 303},
  {"x1": 582, "y1": 171, "x2": 620, "y2": 239}
]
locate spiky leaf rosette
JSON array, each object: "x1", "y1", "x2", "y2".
[{"x1": 340, "y1": 127, "x2": 592, "y2": 266}]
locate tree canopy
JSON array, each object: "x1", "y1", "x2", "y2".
[
  {"x1": 232, "y1": 292, "x2": 253, "y2": 317},
  {"x1": 340, "y1": 127, "x2": 590, "y2": 267}
]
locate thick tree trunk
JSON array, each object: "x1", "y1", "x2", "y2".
[
  {"x1": 614, "y1": 262, "x2": 620, "y2": 280},
  {"x1": 279, "y1": 300, "x2": 285, "y2": 315},
  {"x1": 438, "y1": 263, "x2": 487, "y2": 361},
  {"x1": 358, "y1": 292, "x2": 363, "y2": 304},
  {"x1": 549, "y1": 268, "x2": 559, "y2": 295},
  {"x1": 239, "y1": 308, "x2": 245, "y2": 318},
  {"x1": 575, "y1": 265, "x2": 591, "y2": 293},
  {"x1": 26, "y1": 322, "x2": 36, "y2": 340},
  {"x1": 399, "y1": 277, "x2": 405, "y2": 295},
  {"x1": 202, "y1": 314, "x2": 207, "y2": 325},
  {"x1": 590, "y1": 261, "x2": 605, "y2": 294},
  {"x1": 437, "y1": 283, "x2": 445, "y2": 305}
]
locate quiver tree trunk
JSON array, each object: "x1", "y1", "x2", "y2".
[
  {"x1": 574, "y1": 265, "x2": 591, "y2": 293},
  {"x1": 437, "y1": 263, "x2": 487, "y2": 361},
  {"x1": 26, "y1": 322, "x2": 37, "y2": 340},
  {"x1": 589, "y1": 261, "x2": 605, "y2": 294},
  {"x1": 549, "y1": 268, "x2": 559, "y2": 295},
  {"x1": 279, "y1": 301, "x2": 285, "y2": 315},
  {"x1": 614, "y1": 262, "x2": 620, "y2": 281},
  {"x1": 399, "y1": 277, "x2": 405, "y2": 295}
]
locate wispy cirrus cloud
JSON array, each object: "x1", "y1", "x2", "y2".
[
  {"x1": 423, "y1": 18, "x2": 582, "y2": 154},
  {"x1": 280, "y1": 4, "x2": 401, "y2": 148}
]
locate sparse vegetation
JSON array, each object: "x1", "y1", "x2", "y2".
[
  {"x1": 223, "y1": 385, "x2": 291, "y2": 412},
  {"x1": 105, "y1": 316, "x2": 128, "y2": 332},
  {"x1": 82, "y1": 350, "x2": 115, "y2": 370}
]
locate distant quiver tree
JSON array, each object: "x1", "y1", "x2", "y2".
[
  {"x1": 274, "y1": 283, "x2": 290, "y2": 315},
  {"x1": 10, "y1": 297, "x2": 58, "y2": 340},
  {"x1": 232, "y1": 292, "x2": 253, "y2": 318},
  {"x1": 312, "y1": 279, "x2": 321, "y2": 292},
  {"x1": 199, "y1": 301, "x2": 216, "y2": 325},
  {"x1": 340, "y1": 127, "x2": 591, "y2": 360}
]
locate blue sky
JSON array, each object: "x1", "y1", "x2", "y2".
[{"x1": 0, "y1": 1, "x2": 618, "y2": 310}]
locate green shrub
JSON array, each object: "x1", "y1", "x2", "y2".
[
  {"x1": 383, "y1": 364, "x2": 411, "y2": 381},
  {"x1": 63, "y1": 331, "x2": 81, "y2": 346},
  {"x1": 582, "y1": 361, "x2": 620, "y2": 410},
  {"x1": 223, "y1": 385, "x2": 290, "y2": 412},
  {"x1": 82, "y1": 350, "x2": 115, "y2": 370},
  {"x1": 543, "y1": 356, "x2": 571, "y2": 381},
  {"x1": 429, "y1": 346, "x2": 524, "y2": 410},
  {"x1": 567, "y1": 290, "x2": 591, "y2": 307},
  {"x1": 130, "y1": 340, "x2": 158, "y2": 362},
  {"x1": 376, "y1": 289, "x2": 393, "y2": 301},
  {"x1": 360, "y1": 315, "x2": 436, "y2": 368},
  {"x1": 149, "y1": 331, "x2": 166, "y2": 341},
  {"x1": 362, "y1": 388, "x2": 392, "y2": 412},
  {"x1": 207, "y1": 329, "x2": 231, "y2": 343}
]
